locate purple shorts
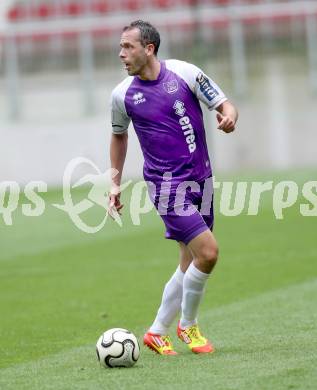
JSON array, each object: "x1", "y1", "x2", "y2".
[{"x1": 148, "y1": 176, "x2": 214, "y2": 245}]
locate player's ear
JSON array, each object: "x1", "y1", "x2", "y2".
[{"x1": 145, "y1": 43, "x2": 155, "y2": 56}]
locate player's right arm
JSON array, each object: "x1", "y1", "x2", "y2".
[
  {"x1": 109, "y1": 83, "x2": 131, "y2": 215},
  {"x1": 109, "y1": 132, "x2": 128, "y2": 214}
]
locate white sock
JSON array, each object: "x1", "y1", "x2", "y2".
[
  {"x1": 180, "y1": 262, "x2": 210, "y2": 329},
  {"x1": 149, "y1": 266, "x2": 184, "y2": 335}
]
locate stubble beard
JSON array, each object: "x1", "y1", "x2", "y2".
[{"x1": 127, "y1": 56, "x2": 147, "y2": 77}]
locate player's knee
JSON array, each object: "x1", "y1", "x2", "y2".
[{"x1": 199, "y1": 244, "x2": 219, "y2": 267}]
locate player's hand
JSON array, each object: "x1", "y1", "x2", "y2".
[
  {"x1": 216, "y1": 113, "x2": 235, "y2": 133},
  {"x1": 108, "y1": 192, "x2": 124, "y2": 219}
]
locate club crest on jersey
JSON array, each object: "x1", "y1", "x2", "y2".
[
  {"x1": 163, "y1": 79, "x2": 178, "y2": 94},
  {"x1": 133, "y1": 92, "x2": 146, "y2": 105}
]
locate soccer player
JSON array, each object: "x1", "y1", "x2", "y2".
[{"x1": 109, "y1": 20, "x2": 238, "y2": 355}]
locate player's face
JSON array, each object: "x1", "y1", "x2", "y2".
[{"x1": 119, "y1": 29, "x2": 148, "y2": 76}]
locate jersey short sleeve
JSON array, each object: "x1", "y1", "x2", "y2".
[
  {"x1": 165, "y1": 59, "x2": 227, "y2": 111},
  {"x1": 110, "y1": 77, "x2": 133, "y2": 134}
]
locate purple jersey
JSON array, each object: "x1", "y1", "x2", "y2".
[{"x1": 111, "y1": 59, "x2": 227, "y2": 184}]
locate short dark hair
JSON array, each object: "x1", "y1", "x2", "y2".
[{"x1": 123, "y1": 20, "x2": 160, "y2": 56}]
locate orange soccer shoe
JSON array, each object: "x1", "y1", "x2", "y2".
[
  {"x1": 143, "y1": 332, "x2": 178, "y2": 355},
  {"x1": 177, "y1": 322, "x2": 214, "y2": 354}
]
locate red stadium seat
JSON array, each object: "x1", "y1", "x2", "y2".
[
  {"x1": 125, "y1": 0, "x2": 143, "y2": 11},
  {"x1": 35, "y1": 4, "x2": 55, "y2": 19},
  {"x1": 92, "y1": 0, "x2": 110, "y2": 14},
  {"x1": 7, "y1": 6, "x2": 26, "y2": 21},
  {"x1": 154, "y1": 0, "x2": 171, "y2": 8},
  {"x1": 66, "y1": 2, "x2": 84, "y2": 16}
]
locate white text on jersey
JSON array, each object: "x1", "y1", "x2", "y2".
[{"x1": 173, "y1": 100, "x2": 196, "y2": 153}]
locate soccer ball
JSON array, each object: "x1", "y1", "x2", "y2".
[{"x1": 96, "y1": 328, "x2": 140, "y2": 368}]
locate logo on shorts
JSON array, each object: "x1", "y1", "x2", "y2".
[
  {"x1": 133, "y1": 92, "x2": 146, "y2": 105},
  {"x1": 163, "y1": 79, "x2": 178, "y2": 94}
]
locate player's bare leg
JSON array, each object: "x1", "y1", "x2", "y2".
[
  {"x1": 189, "y1": 230, "x2": 218, "y2": 274},
  {"x1": 144, "y1": 242, "x2": 193, "y2": 355},
  {"x1": 179, "y1": 241, "x2": 194, "y2": 272},
  {"x1": 177, "y1": 229, "x2": 218, "y2": 353}
]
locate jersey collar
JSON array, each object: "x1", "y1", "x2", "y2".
[{"x1": 135, "y1": 61, "x2": 166, "y2": 85}]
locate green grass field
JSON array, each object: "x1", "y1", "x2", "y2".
[{"x1": 0, "y1": 171, "x2": 316, "y2": 390}]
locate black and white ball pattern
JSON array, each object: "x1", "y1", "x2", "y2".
[{"x1": 96, "y1": 328, "x2": 140, "y2": 368}]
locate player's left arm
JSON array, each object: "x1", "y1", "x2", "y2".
[{"x1": 215, "y1": 100, "x2": 238, "y2": 133}]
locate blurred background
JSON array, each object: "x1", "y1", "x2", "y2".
[{"x1": 0, "y1": 0, "x2": 317, "y2": 185}]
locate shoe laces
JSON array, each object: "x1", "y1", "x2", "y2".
[
  {"x1": 187, "y1": 325, "x2": 201, "y2": 340},
  {"x1": 161, "y1": 335, "x2": 172, "y2": 347}
]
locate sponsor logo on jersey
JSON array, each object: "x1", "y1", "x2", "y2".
[
  {"x1": 163, "y1": 79, "x2": 178, "y2": 94},
  {"x1": 173, "y1": 100, "x2": 186, "y2": 116},
  {"x1": 133, "y1": 92, "x2": 146, "y2": 105},
  {"x1": 173, "y1": 100, "x2": 196, "y2": 154},
  {"x1": 196, "y1": 72, "x2": 219, "y2": 101}
]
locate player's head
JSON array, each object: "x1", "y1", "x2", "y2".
[{"x1": 120, "y1": 20, "x2": 161, "y2": 76}]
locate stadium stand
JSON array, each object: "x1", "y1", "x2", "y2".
[{"x1": 6, "y1": 0, "x2": 269, "y2": 22}]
